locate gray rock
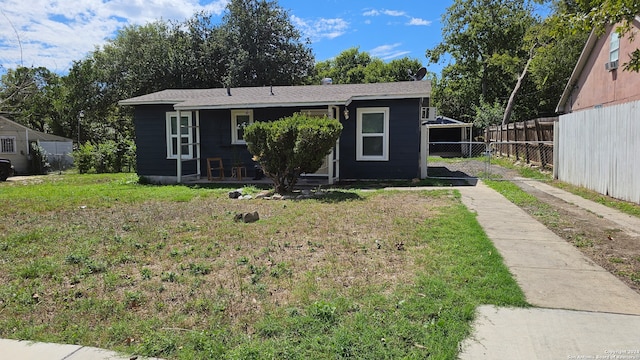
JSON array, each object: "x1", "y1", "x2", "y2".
[
  {"x1": 255, "y1": 191, "x2": 271, "y2": 199},
  {"x1": 243, "y1": 211, "x2": 260, "y2": 223}
]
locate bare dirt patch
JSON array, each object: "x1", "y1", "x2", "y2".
[
  {"x1": 514, "y1": 181, "x2": 640, "y2": 294},
  {"x1": 429, "y1": 158, "x2": 640, "y2": 293}
]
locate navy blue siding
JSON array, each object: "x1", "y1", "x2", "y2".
[
  {"x1": 134, "y1": 105, "x2": 195, "y2": 177},
  {"x1": 339, "y1": 99, "x2": 421, "y2": 180},
  {"x1": 134, "y1": 100, "x2": 421, "y2": 180},
  {"x1": 198, "y1": 107, "x2": 314, "y2": 178}
]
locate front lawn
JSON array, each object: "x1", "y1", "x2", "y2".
[{"x1": 0, "y1": 174, "x2": 526, "y2": 359}]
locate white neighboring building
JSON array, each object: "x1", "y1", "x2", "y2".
[{"x1": 0, "y1": 115, "x2": 74, "y2": 174}]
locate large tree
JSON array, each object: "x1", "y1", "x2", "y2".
[
  {"x1": 501, "y1": 1, "x2": 590, "y2": 124},
  {"x1": 0, "y1": 66, "x2": 62, "y2": 132},
  {"x1": 62, "y1": 1, "x2": 315, "y2": 145},
  {"x1": 312, "y1": 47, "x2": 426, "y2": 84},
  {"x1": 427, "y1": 0, "x2": 538, "y2": 123},
  {"x1": 219, "y1": 0, "x2": 315, "y2": 86}
]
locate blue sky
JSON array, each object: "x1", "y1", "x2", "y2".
[{"x1": 0, "y1": 0, "x2": 452, "y2": 76}]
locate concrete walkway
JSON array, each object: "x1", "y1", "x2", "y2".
[
  {"x1": 0, "y1": 338, "x2": 162, "y2": 360},
  {"x1": 457, "y1": 181, "x2": 640, "y2": 359}
]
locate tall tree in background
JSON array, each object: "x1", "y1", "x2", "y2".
[
  {"x1": 525, "y1": 1, "x2": 589, "y2": 115},
  {"x1": 219, "y1": 0, "x2": 315, "y2": 86},
  {"x1": 501, "y1": 0, "x2": 590, "y2": 124},
  {"x1": 0, "y1": 67, "x2": 62, "y2": 132},
  {"x1": 57, "y1": 0, "x2": 315, "y2": 146},
  {"x1": 426, "y1": 0, "x2": 537, "y2": 123},
  {"x1": 312, "y1": 47, "x2": 426, "y2": 84}
]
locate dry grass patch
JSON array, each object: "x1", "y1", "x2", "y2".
[{"x1": 0, "y1": 175, "x2": 525, "y2": 359}]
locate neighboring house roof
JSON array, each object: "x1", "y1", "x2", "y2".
[
  {"x1": 119, "y1": 81, "x2": 431, "y2": 110},
  {"x1": 556, "y1": 16, "x2": 640, "y2": 113},
  {"x1": 423, "y1": 115, "x2": 468, "y2": 126},
  {"x1": 0, "y1": 115, "x2": 72, "y2": 142}
]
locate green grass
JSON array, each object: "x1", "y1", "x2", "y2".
[
  {"x1": 489, "y1": 157, "x2": 553, "y2": 180},
  {"x1": 483, "y1": 180, "x2": 561, "y2": 228},
  {"x1": 0, "y1": 174, "x2": 526, "y2": 359},
  {"x1": 428, "y1": 156, "x2": 487, "y2": 164},
  {"x1": 553, "y1": 181, "x2": 640, "y2": 219},
  {"x1": 486, "y1": 156, "x2": 640, "y2": 221}
]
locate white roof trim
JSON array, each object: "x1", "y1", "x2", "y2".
[
  {"x1": 345, "y1": 93, "x2": 430, "y2": 106},
  {"x1": 555, "y1": 30, "x2": 599, "y2": 114},
  {"x1": 176, "y1": 101, "x2": 346, "y2": 110}
]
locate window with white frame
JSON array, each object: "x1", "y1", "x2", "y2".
[
  {"x1": 610, "y1": 31, "x2": 620, "y2": 63},
  {"x1": 166, "y1": 112, "x2": 193, "y2": 159},
  {"x1": 356, "y1": 107, "x2": 389, "y2": 161},
  {"x1": 231, "y1": 110, "x2": 253, "y2": 144},
  {"x1": 0, "y1": 136, "x2": 16, "y2": 154}
]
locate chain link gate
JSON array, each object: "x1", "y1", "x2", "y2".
[{"x1": 426, "y1": 141, "x2": 553, "y2": 181}]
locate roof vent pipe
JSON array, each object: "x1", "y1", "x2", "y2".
[
  {"x1": 226, "y1": 85, "x2": 231, "y2": 96},
  {"x1": 270, "y1": 85, "x2": 274, "y2": 96}
]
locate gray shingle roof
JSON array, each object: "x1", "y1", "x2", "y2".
[{"x1": 119, "y1": 81, "x2": 431, "y2": 110}]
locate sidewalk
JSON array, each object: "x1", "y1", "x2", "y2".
[
  {"x1": 0, "y1": 338, "x2": 162, "y2": 360},
  {"x1": 457, "y1": 181, "x2": 640, "y2": 359}
]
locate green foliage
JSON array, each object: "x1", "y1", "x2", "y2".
[
  {"x1": 244, "y1": 113, "x2": 343, "y2": 194},
  {"x1": 473, "y1": 97, "x2": 505, "y2": 128},
  {"x1": 220, "y1": 0, "x2": 314, "y2": 86},
  {"x1": 566, "y1": 0, "x2": 640, "y2": 71},
  {"x1": 427, "y1": 0, "x2": 539, "y2": 121},
  {"x1": 73, "y1": 143, "x2": 95, "y2": 174},
  {"x1": 0, "y1": 66, "x2": 62, "y2": 133},
  {"x1": 29, "y1": 143, "x2": 49, "y2": 175},
  {"x1": 311, "y1": 47, "x2": 427, "y2": 84},
  {"x1": 72, "y1": 139, "x2": 136, "y2": 174}
]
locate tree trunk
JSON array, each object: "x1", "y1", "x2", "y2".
[{"x1": 502, "y1": 55, "x2": 533, "y2": 126}]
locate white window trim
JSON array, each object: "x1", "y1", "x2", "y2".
[
  {"x1": 356, "y1": 107, "x2": 389, "y2": 161},
  {"x1": 610, "y1": 31, "x2": 620, "y2": 62},
  {"x1": 231, "y1": 109, "x2": 254, "y2": 144},
  {"x1": 166, "y1": 112, "x2": 193, "y2": 159},
  {"x1": 0, "y1": 136, "x2": 16, "y2": 154}
]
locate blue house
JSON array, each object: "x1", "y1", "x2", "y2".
[{"x1": 119, "y1": 81, "x2": 434, "y2": 184}]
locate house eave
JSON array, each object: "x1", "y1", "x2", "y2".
[
  {"x1": 174, "y1": 93, "x2": 429, "y2": 111},
  {"x1": 556, "y1": 30, "x2": 599, "y2": 114},
  {"x1": 345, "y1": 93, "x2": 429, "y2": 106},
  {"x1": 118, "y1": 100, "x2": 184, "y2": 106},
  {"x1": 175, "y1": 101, "x2": 346, "y2": 111}
]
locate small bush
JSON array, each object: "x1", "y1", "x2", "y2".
[
  {"x1": 244, "y1": 113, "x2": 342, "y2": 194},
  {"x1": 72, "y1": 139, "x2": 136, "y2": 174}
]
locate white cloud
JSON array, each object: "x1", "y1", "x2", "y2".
[
  {"x1": 291, "y1": 15, "x2": 349, "y2": 42},
  {"x1": 0, "y1": 0, "x2": 229, "y2": 73},
  {"x1": 362, "y1": 9, "x2": 406, "y2": 17},
  {"x1": 369, "y1": 43, "x2": 411, "y2": 60},
  {"x1": 382, "y1": 10, "x2": 406, "y2": 17},
  {"x1": 408, "y1": 18, "x2": 431, "y2": 26}
]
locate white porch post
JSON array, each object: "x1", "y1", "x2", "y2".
[
  {"x1": 195, "y1": 111, "x2": 201, "y2": 178},
  {"x1": 420, "y1": 123, "x2": 428, "y2": 178},
  {"x1": 176, "y1": 109, "x2": 182, "y2": 183}
]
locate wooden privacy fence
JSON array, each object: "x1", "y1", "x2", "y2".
[{"x1": 484, "y1": 117, "x2": 557, "y2": 167}]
